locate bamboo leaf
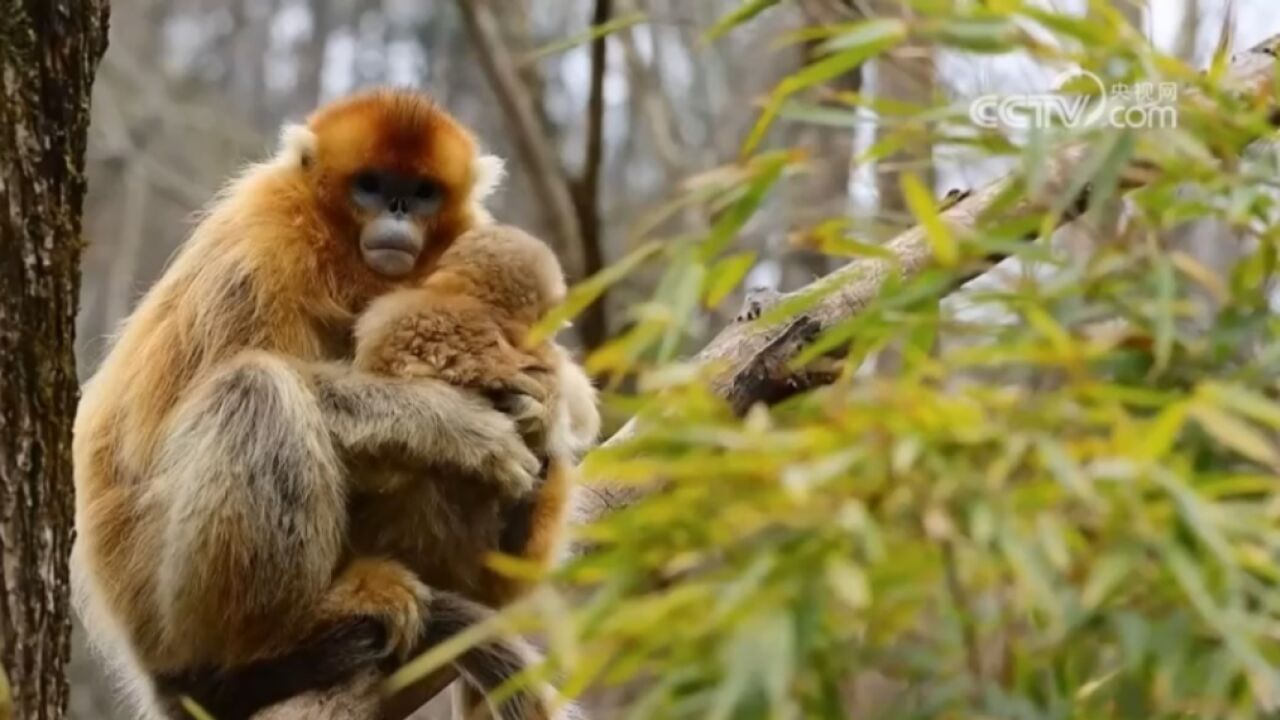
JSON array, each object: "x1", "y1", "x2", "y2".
[
  {"x1": 531, "y1": 241, "x2": 663, "y2": 344},
  {"x1": 179, "y1": 698, "x2": 217, "y2": 720},
  {"x1": 901, "y1": 173, "x2": 957, "y2": 266},
  {"x1": 705, "y1": 0, "x2": 781, "y2": 43},
  {"x1": 743, "y1": 19, "x2": 906, "y2": 155},
  {"x1": 522, "y1": 12, "x2": 647, "y2": 64},
  {"x1": 1189, "y1": 403, "x2": 1280, "y2": 468},
  {"x1": 703, "y1": 251, "x2": 759, "y2": 308}
]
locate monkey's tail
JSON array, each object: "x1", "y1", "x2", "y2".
[{"x1": 422, "y1": 590, "x2": 583, "y2": 720}]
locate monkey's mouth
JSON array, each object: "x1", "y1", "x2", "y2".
[
  {"x1": 363, "y1": 245, "x2": 418, "y2": 276},
  {"x1": 361, "y1": 220, "x2": 424, "y2": 278}
]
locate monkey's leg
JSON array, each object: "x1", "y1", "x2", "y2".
[
  {"x1": 514, "y1": 461, "x2": 573, "y2": 570},
  {"x1": 159, "y1": 584, "x2": 578, "y2": 720},
  {"x1": 152, "y1": 558, "x2": 428, "y2": 720},
  {"x1": 154, "y1": 351, "x2": 351, "y2": 660},
  {"x1": 496, "y1": 461, "x2": 573, "y2": 589}
]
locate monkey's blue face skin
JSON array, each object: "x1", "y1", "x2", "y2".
[
  {"x1": 351, "y1": 169, "x2": 444, "y2": 278},
  {"x1": 351, "y1": 170, "x2": 444, "y2": 217}
]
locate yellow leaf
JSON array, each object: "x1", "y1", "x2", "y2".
[
  {"x1": 900, "y1": 173, "x2": 958, "y2": 266},
  {"x1": 179, "y1": 698, "x2": 217, "y2": 720},
  {"x1": 826, "y1": 559, "x2": 871, "y2": 610},
  {"x1": 1202, "y1": 382, "x2": 1280, "y2": 429},
  {"x1": 1189, "y1": 403, "x2": 1280, "y2": 468},
  {"x1": 1136, "y1": 401, "x2": 1189, "y2": 461}
]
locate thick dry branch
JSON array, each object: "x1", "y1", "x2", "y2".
[{"x1": 575, "y1": 32, "x2": 1280, "y2": 521}]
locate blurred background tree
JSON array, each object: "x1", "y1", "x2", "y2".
[{"x1": 72, "y1": 1, "x2": 1280, "y2": 718}]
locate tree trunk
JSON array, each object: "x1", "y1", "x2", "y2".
[{"x1": 0, "y1": 2, "x2": 110, "y2": 719}]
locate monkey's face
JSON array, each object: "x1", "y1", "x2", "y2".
[
  {"x1": 348, "y1": 169, "x2": 442, "y2": 278},
  {"x1": 298, "y1": 89, "x2": 496, "y2": 282}
]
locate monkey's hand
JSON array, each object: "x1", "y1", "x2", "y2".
[
  {"x1": 488, "y1": 369, "x2": 558, "y2": 452},
  {"x1": 314, "y1": 366, "x2": 541, "y2": 497},
  {"x1": 491, "y1": 391, "x2": 550, "y2": 452}
]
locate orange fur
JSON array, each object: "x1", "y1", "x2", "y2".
[{"x1": 72, "y1": 89, "x2": 504, "y2": 715}]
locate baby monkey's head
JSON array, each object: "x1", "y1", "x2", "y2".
[{"x1": 430, "y1": 224, "x2": 567, "y2": 324}]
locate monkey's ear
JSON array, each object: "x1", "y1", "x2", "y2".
[
  {"x1": 277, "y1": 124, "x2": 318, "y2": 169},
  {"x1": 471, "y1": 154, "x2": 506, "y2": 203}
]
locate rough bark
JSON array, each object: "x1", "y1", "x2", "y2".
[{"x1": 0, "y1": 2, "x2": 110, "y2": 719}]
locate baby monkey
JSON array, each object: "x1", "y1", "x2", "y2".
[{"x1": 351, "y1": 224, "x2": 600, "y2": 718}]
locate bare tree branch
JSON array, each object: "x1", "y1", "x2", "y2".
[
  {"x1": 455, "y1": 0, "x2": 587, "y2": 281},
  {"x1": 572, "y1": 0, "x2": 614, "y2": 350}
]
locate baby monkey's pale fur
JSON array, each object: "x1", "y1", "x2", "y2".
[{"x1": 351, "y1": 224, "x2": 600, "y2": 719}]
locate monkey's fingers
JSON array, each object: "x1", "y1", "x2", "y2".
[
  {"x1": 506, "y1": 371, "x2": 552, "y2": 401},
  {"x1": 468, "y1": 410, "x2": 541, "y2": 498},
  {"x1": 485, "y1": 448, "x2": 540, "y2": 499},
  {"x1": 489, "y1": 392, "x2": 551, "y2": 450}
]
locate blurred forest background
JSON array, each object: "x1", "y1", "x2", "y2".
[{"x1": 72, "y1": 0, "x2": 1278, "y2": 717}]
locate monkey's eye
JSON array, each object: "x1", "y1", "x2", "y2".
[
  {"x1": 353, "y1": 172, "x2": 382, "y2": 195},
  {"x1": 413, "y1": 180, "x2": 442, "y2": 203}
]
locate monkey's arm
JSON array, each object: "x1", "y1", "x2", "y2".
[{"x1": 308, "y1": 362, "x2": 542, "y2": 497}]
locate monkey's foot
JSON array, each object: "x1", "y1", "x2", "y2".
[{"x1": 321, "y1": 558, "x2": 429, "y2": 662}]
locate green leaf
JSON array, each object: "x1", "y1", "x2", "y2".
[
  {"x1": 933, "y1": 15, "x2": 1023, "y2": 53},
  {"x1": 1189, "y1": 403, "x2": 1280, "y2": 468},
  {"x1": 699, "y1": 154, "x2": 787, "y2": 262},
  {"x1": 657, "y1": 262, "x2": 707, "y2": 362},
  {"x1": 825, "y1": 558, "x2": 871, "y2": 610},
  {"x1": 743, "y1": 19, "x2": 906, "y2": 155},
  {"x1": 703, "y1": 251, "x2": 758, "y2": 308},
  {"x1": 1136, "y1": 401, "x2": 1189, "y2": 461},
  {"x1": 901, "y1": 173, "x2": 957, "y2": 266},
  {"x1": 704, "y1": 0, "x2": 781, "y2": 43},
  {"x1": 531, "y1": 240, "x2": 663, "y2": 344},
  {"x1": 179, "y1": 698, "x2": 217, "y2": 720},
  {"x1": 1164, "y1": 546, "x2": 1280, "y2": 706},
  {"x1": 522, "y1": 12, "x2": 647, "y2": 64},
  {"x1": 1201, "y1": 383, "x2": 1280, "y2": 428},
  {"x1": 1152, "y1": 256, "x2": 1176, "y2": 375}
]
